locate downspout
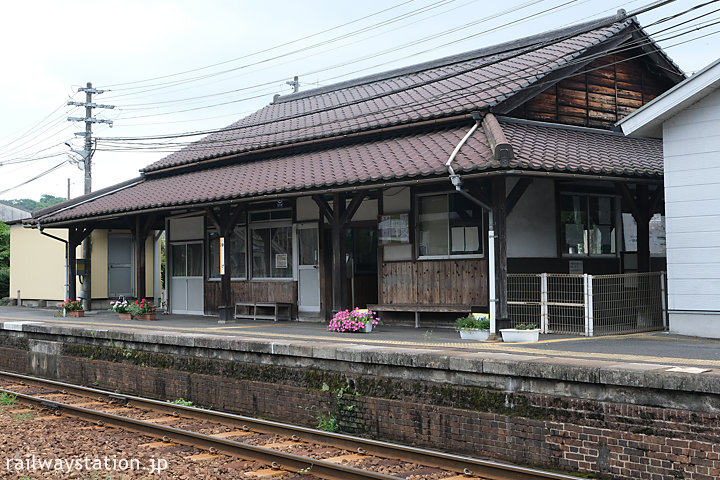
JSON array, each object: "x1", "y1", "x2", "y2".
[
  {"x1": 37, "y1": 222, "x2": 69, "y2": 317},
  {"x1": 445, "y1": 115, "x2": 497, "y2": 336}
]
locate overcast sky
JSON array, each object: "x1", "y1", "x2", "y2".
[{"x1": 1, "y1": 0, "x2": 719, "y2": 203}]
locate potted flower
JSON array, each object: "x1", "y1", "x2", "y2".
[
  {"x1": 60, "y1": 299, "x2": 84, "y2": 317},
  {"x1": 110, "y1": 299, "x2": 132, "y2": 320},
  {"x1": 128, "y1": 298, "x2": 157, "y2": 321},
  {"x1": 327, "y1": 308, "x2": 381, "y2": 333},
  {"x1": 455, "y1": 314, "x2": 491, "y2": 340},
  {"x1": 500, "y1": 323, "x2": 540, "y2": 343}
]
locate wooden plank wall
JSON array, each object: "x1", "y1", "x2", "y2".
[
  {"x1": 380, "y1": 259, "x2": 488, "y2": 306},
  {"x1": 511, "y1": 52, "x2": 675, "y2": 128},
  {"x1": 205, "y1": 280, "x2": 298, "y2": 314}
]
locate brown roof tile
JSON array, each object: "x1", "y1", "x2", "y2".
[
  {"x1": 142, "y1": 17, "x2": 635, "y2": 173},
  {"x1": 37, "y1": 119, "x2": 662, "y2": 225}
]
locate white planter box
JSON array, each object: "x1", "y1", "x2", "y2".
[
  {"x1": 459, "y1": 329, "x2": 490, "y2": 341},
  {"x1": 500, "y1": 328, "x2": 540, "y2": 343}
]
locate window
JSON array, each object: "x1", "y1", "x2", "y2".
[
  {"x1": 250, "y1": 209, "x2": 293, "y2": 278},
  {"x1": 207, "y1": 225, "x2": 247, "y2": 279},
  {"x1": 417, "y1": 192, "x2": 483, "y2": 257},
  {"x1": 560, "y1": 193, "x2": 617, "y2": 255}
]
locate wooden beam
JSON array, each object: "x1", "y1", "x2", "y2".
[
  {"x1": 340, "y1": 192, "x2": 366, "y2": 225},
  {"x1": 331, "y1": 192, "x2": 347, "y2": 312},
  {"x1": 312, "y1": 195, "x2": 334, "y2": 224},
  {"x1": 505, "y1": 178, "x2": 533, "y2": 216}
]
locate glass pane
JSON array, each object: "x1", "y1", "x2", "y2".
[
  {"x1": 353, "y1": 227, "x2": 377, "y2": 275},
  {"x1": 560, "y1": 194, "x2": 587, "y2": 255},
  {"x1": 252, "y1": 228, "x2": 271, "y2": 278},
  {"x1": 230, "y1": 226, "x2": 247, "y2": 278},
  {"x1": 418, "y1": 195, "x2": 449, "y2": 256},
  {"x1": 299, "y1": 228, "x2": 318, "y2": 266},
  {"x1": 187, "y1": 243, "x2": 203, "y2": 277},
  {"x1": 270, "y1": 226, "x2": 292, "y2": 278},
  {"x1": 171, "y1": 244, "x2": 186, "y2": 277},
  {"x1": 449, "y1": 194, "x2": 482, "y2": 254},
  {"x1": 589, "y1": 196, "x2": 615, "y2": 255},
  {"x1": 207, "y1": 231, "x2": 220, "y2": 278}
]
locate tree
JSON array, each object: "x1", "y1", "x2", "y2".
[{"x1": 7, "y1": 194, "x2": 65, "y2": 212}]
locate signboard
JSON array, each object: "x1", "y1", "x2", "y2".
[
  {"x1": 275, "y1": 253, "x2": 288, "y2": 269},
  {"x1": 568, "y1": 260, "x2": 584, "y2": 274},
  {"x1": 378, "y1": 213, "x2": 410, "y2": 245}
]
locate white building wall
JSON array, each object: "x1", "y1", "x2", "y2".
[
  {"x1": 507, "y1": 178, "x2": 557, "y2": 258},
  {"x1": 662, "y1": 88, "x2": 720, "y2": 336}
]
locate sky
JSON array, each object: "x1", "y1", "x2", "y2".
[{"x1": 1, "y1": 0, "x2": 719, "y2": 203}]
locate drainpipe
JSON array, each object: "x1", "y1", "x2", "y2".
[
  {"x1": 37, "y1": 223, "x2": 69, "y2": 317},
  {"x1": 445, "y1": 116, "x2": 497, "y2": 336}
]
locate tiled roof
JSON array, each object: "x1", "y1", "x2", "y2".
[
  {"x1": 142, "y1": 15, "x2": 635, "y2": 173},
  {"x1": 501, "y1": 119, "x2": 663, "y2": 176},
  {"x1": 36, "y1": 119, "x2": 662, "y2": 224}
]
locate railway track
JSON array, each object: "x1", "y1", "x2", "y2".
[{"x1": 0, "y1": 370, "x2": 586, "y2": 480}]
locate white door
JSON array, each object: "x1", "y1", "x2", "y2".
[
  {"x1": 297, "y1": 224, "x2": 320, "y2": 312},
  {"x1": 170, "y1": 242, "x2": 204, "y2": 314},
  {"x1": 108, "y1": 233, "x2": 134, "y2": 298}
]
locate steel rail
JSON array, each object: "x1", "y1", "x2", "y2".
[
  {"x1": 0, "y1": 370, "x2": 583, "y2": 480},
  {"x1": 1, "y1": 387, "x2": 401, "y2": 480}
]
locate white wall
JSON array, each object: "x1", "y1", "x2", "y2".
[
  {"x1": 662, "y1": 88, "x2": 720, "y2": 334},
  {"x1": 507, "y1": 178, "x2": 557, "y2": 258}
]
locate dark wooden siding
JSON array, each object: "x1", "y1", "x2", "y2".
[
  {"x1": 380, "y1": 259, "x2": 488, "y2": 307},
  {"x1": 509, "y1": 52, "x2": 676, "y2": 128},
  {"x1": 205, "y1": 280, "x2": 297, "y2": 315}
]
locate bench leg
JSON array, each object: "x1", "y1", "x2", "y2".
[{"x1": 415, "y1": 311, "x2": 420, "y2": 328}]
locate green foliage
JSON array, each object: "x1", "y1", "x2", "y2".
[
  {"x1": 514, "y1": 323, "x2": 537, "y2": 330},
  {"x1": 455, "y1": 314, "x2": 490, "y2": 332},
  {"x1": 0, "y1": 391, "x2": 17, "y2": 406},
  {"x1": 6, "y1": 194, "x2": 65, "y2": 212},
  {"x1": 12, "y1": 411, "x2": 32, "y2": 422},
  {"x1": 168, "y1": 397, "x2": 194, "y2": 407},
  {"x1": 0, "y1": 268, "x2": 8, "y2": 299}
]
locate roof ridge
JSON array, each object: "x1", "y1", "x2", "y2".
[{"x1": 275, "y1": 11, "x2": 629, "y2": 104}]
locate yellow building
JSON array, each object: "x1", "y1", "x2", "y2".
[{"x1": 9, "y1": 224, "x2": 158, "y2": 309}]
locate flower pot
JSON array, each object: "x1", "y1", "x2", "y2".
[
  {"x1": 118, "y1": 313, "x2": 132, "y2": 320},
  {"x1": 136, "y1": 313, "x2": 157, "y2": 321},
  {"x1": 363, "y1": 322, "x2": 373, "y2": 333},
  {"x1": 68, "y1": 310, "x2": 84, "y2": 317},
  {"x1": 459, "y1": 329, "x2": 490, "y2": 341},
  {"x1": 500, "y1": 328, "x2": 540, "y2": 343}
]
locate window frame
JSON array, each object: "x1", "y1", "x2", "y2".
[
  {"x1": 558, "y1": 191, "x2": 620, "y2": 258},
  {"x1": 206, "y1": 224, "x2": 248, "y2": 281},
  {"x1": 249, "y1": 208, "x2": 295, "y2": 280},
  {"x1": 415, "y1": 191, "x2": 485, "y2": 260}
]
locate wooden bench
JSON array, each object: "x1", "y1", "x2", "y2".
[
  {"x1": 234, "y1": 302, "x2": 292, "y2": 321},
  {"x1": 367, "y1": 304, "x2": 472, "y2": 328}
]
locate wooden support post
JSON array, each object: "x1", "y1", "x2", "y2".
[
  {"x1": 492, "y1": 177, "x2": 509, "y2": 322},
  {"x1": 134, "y1": 215, "x2": 156, "y2": 300},
  {"x1": 331, "y1": 192, "x2": 347, "y2": 312},
  {"x1": 67, "y1": 226, "x2": 94, "y2": 301},
  {"x1": 636, "y1": 184, "x2": 650, "y2": 272},
  {"x1": 206, "y1": 205, "x2": 244, "y2": 320}
]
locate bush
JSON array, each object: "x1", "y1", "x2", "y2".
[
  {"x1": 455, "y1": 314, "x2": 490, "y2": 331},
  {"x1": 0, "y1": 268, "x2": 9, "y2": 299}
]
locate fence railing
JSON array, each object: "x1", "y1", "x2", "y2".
[{"x1": 507, "y1": 272, "x2": 667, "y2": 336}]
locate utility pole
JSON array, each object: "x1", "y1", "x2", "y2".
[{"x1": 67, "y1": 82, "x2": 114, "y2": 310}]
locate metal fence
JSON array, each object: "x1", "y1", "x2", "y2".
[{"x1": 507, "y1": 272, "x2": 667, "y2": 336}]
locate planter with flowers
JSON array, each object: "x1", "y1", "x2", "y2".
[
  {"x1": 327, "y1": 308, "x2": 381, "y2": 333},
  {"x1": 60, "y1": 299, "x2": 84, "y2": 317},
  {"x1": 128, "y1": 298, "x2": 157, "y2": 321},
  {"x1": 500, "y1": 323, "x2": 540, "y2": 342},
  {"x1": 110, "y1": 299, "x2": 132, "y2": 320},
  {"x1": 455, "y1": 314, "x2": 491, "y2": 341}
]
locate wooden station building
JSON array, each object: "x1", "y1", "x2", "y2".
[{"x1": 27, "y1": 12, "x2": 683, "y2": 326}]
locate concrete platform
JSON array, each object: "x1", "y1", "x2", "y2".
[{"x1": 2, "y1": 305, "x2": 719, "y2": 371}]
